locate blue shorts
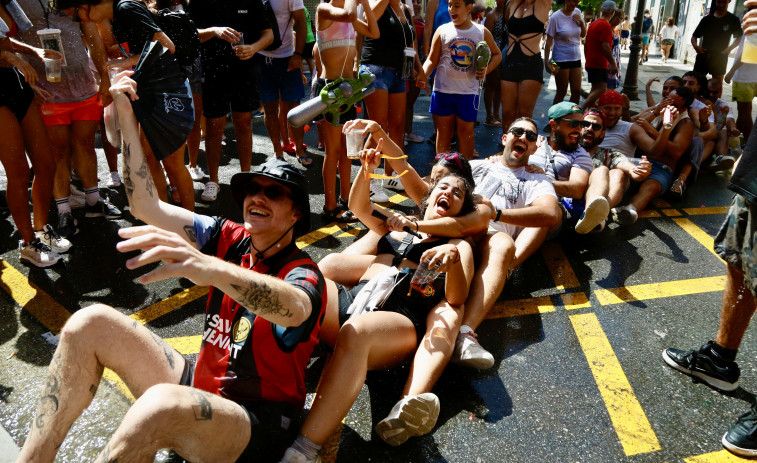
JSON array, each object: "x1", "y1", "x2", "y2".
[
  {"x1": 358, "y1": 63, "x2": 407, "y2": 94},
  {"x1": 647, "y1": 159, "x2": 675, "y2": 192},
  {"x1": 429, "y1": 91, "x2": 479, "y2": 123},
  {"x1": 255, "y1": 56, "x2": 305, "y2": 103}
]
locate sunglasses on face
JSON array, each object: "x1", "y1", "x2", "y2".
[
  {"x1": 583, "y1": 122, "x2": 603, "y2": 131},
  {"x1": 435, "y1": 152, "x2": 464, "y2": 170},
  {"x1": 508, "y1": 126, "x2": 538, "y2": 142},
  {"x1": 244, "y1": 182, "x2": 291, "y2": 201},
  {"x1": 558, "y1": 118, "x2": 590, "y2": 129}
]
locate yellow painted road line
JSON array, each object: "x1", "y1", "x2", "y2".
[
  {"x1": 652, "y1": 198, "x2": 672, "y2": 209},
  {"x1": 683, "y1": 206, "x2": 730, "y2": 216},
  {"x1": 570, "y1": 313, "x2": 661, "y2": 456},
  {"x1": 640, "y1": 210, "x2": 662, "y2": 219},
  {"x1": 684, "y1": 450, "x2": 753, "y2": 462},
  {"x1": 164, "y1": 335, "x2": 203, "y2": 355},
  {"x1": 662, "y1": 209, "x2": 682, "y2": 217},
  {"x1": 561, "y1": 291, "x2": 591, "y2": 310},
  {"x1": 487, "y1": 296, "x2": 555, "y2": 319},
  {"x1": 297, "y1": 223, "x2": 352, "y2": 249},
  {"x1": 0, "y1": 260, "x2": 70, "y2": 333},
  {"x1": 130, "y1": 286, "x2": 208, "y2": 325},
  {"x1": 102, "y1": 368, "x2": 134, "y2": 402},
  {"x1": 673, "y1": 218, "x2": 725, "y2": 262},
  {"x1": 595, "y1": 275, "x2": 726, "y2": 306},
  {"x1": 540, "y1": 242, "x2": 580, "y2": 290}
]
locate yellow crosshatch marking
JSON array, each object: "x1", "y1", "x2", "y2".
[
  {"x1": 673, "y1": 218, "x2": 725, "y2": 262},
  {"x1": 487, "y1": 296, "x2": 555, "y2": 319},
  {"x1": 540, "y1": 241, "x2": 580, "y2": 290},
  {"x1": 0, "y1": 260, "x2": 70, "y2": 333},
  {"x1": 594, "y1": 276, "x2": 727, "y2": 305},
  {"x1": 683, "y1": 206, "x2": 729, "y2": 216},
  {"x1": 130, "y1": 286, "x2": 209, "y2": 325},
  {"x1": 570, "y1": 313, "x2": 662, "y2": 456}
]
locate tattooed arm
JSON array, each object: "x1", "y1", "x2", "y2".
[{"x1": 110, "y1": 71, "x2": 199, "y2": 247}]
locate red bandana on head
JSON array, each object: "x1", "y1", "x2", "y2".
[{"x1": 597, "y1": 90, "x2": 624, "y2": 107}]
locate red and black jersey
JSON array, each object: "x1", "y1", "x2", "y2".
[{"x1": 193, "y1": 218, "x2": 326, "y2": 410}]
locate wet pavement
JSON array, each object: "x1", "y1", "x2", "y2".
[{"x1": 1, "y1": 47, "x2": 757, "y2": 462}]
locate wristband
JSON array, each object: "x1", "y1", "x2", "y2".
[
  {"x1": 410, "y1": 217, "x2": 419, "y2": 232},
  {"x1": 293, "y1": 51, "x2": 303, "y2": 57},
  {"x1": 494, "y1": 208, "x2": 502, "y2": 222}
]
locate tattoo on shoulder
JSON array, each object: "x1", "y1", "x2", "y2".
[
  {"x1": 183, "y1": 225, "x2": 197, "y2": 243},
  {"x1": 189, "y1": 389, "x2": 213, "y2": 421},
  {"x1": 230, "y1": 282, "x2": 292, "y2": 318},
  {"x1": 149, "y1": 331, "x2": 176, "y2": 370}
]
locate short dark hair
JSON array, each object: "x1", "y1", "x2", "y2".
[
  {"x1": 432, "y1": 153, "x2": 475, "y2": 186},
  {"x1": 682, "y1": 71, "x2": 708, "y2": 98},
  {"x1": 665, "y1": 76, "x2": 684, "y2": 86},
  {"x1": 671, "y1": 86, "x2": 695, "y2": 109},
  {"x1": 508, "y1": 117, "x2": 538, "y2": 132},
  {"x1": 420, "y1": 174, "x2": 477, "y2": 218}
]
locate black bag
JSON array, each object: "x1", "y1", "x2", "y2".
[
  {"x1": 261, "y1": 0, "x2": 287, "y2": 51},
  {"x1": 154, "y1": 9, "x2": 201, "y2": 67}
]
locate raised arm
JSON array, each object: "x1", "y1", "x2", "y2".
[{"x1": 353, "y1": 0, "x2": 380, "y2": 38}]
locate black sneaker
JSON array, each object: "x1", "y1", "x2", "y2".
[
  {"x1": 57, "y1": 211, "x2": 79, "y2": 238},
  {"x1": 723, "y1": 402, "x2": 757, "y2": 457},
  {"x1": 662, "y1": 341, "x2": 740, "y2": 391},
  {"x1": 85, "y1": 197, "x2": 122, "y2": 218}
]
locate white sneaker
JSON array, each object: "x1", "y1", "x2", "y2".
[
  {"x1": 610, "y1": 205, "x2": 638, "y2": 226},
  {"x1": 405, "y1": 132, "x2": 425, "y2": 143},
  {"x1": 575, "y1": 196, "x2": 610, "y2": 234},
  {"x1": 369, "y1": 179, "x2": 389, "y2": 202},
  {"x1": 107, "y1": 172, "x2": 122, "y2": 188},
  {"x1": 201, "y1": 181, "x2": 219, "y2": 202},
  {"x1": 451, "y1": 331, "x2": 495, "y2": 369},
  {"x1": 375, "y1": 393, "x2": 440, "y2": 446},
  {"x1": 35, "y1": 224, "x2": 72, "y2": 253},
  {"x1": 19, "y1": 238, "x2": 60, "y2": 268},
  {"x1": 385, "y1": 178, "x2": 405, "y2": 191},
  {"x1": 279, "y1": 447, "x2": 316, "y2": 463},
  {"x1": 188, "y1": 165, "x2": 206, "y2": 181}
]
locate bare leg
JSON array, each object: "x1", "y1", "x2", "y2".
[
  {"x1": 516, "y1": 80, "x2": 543, "y2": 119},
  {"x1": 263, "y1": 100, "x2": 285, "y2": 158},
  {"x1": 456, "y1": 118, "x2": 475, "y2": 159},
  {"x1": 205, "y1": 115, "x2": 226, "y2": 184},
  {"x1": 48, "y1": 125, "x2": 73, "y2": 204},
  {"x1": 386, "y1": 91, "x2": 407, "y2": 176},
  {"x1": 512, "y1": 226, "x2": 549, "y2": 269},
  {"x1": 500, "y1": 80, "x2": 518, "y2": 135},
  {"x1": 553, "y1": 68, "x2": 569, "y2": 105},
  {"x1": 462, "y1": 232, "x2": 515, "y2": 331},
  {"x1": 433, "y1": 113, "x2": 455, "y2": 155},
  {"x1": 715, "y1": 264, "x2": 757, "y2": 350},
  {"x1": 364, "y1": 90, "x2": 390, "y2": 174},
  {"x1": 568, "y1": 67, "x2": 582, "y2": 105},
  {"x1": 282, "y1": 101, "x2": 307, "y2": 162},
  {"x1": 100, "y1": 118, "x2": 120, "y2": 174},
  {"x1": 139, "y1": 131, "x2": 169, "y2": 202},
  {"x1": 629, "y1": 178, "x2": 662, "y2": 212},
  {"x1": 21, "y1": 103, "x2": 57, "y2": 230},
  {"x1": 187, "y1": 94, "x2": 203, "y2": 169},
  {"x1": 70, "y1": 120, "x2": 100, "y2": 191},
  {"x1": 736, "y1": 102, "x2": 753, "y2": 143},
  {"x1": 0, "y1": 107, "x2": 34, "y2": 243},
  {"x1": 585, "y1": 166, "x2": 610, "y2": 203},
  {"x1": 322, "y1": 122, "x2": 343, "y2": 211},
  {"x1": 607, "y1": 168, "x2": 630, "y2": 208},
  {"x1": 231, "y1": 111, "x2": 253, "y2": 172},
  {"x1": 583, "y1": 82, "x2": 607, "y2": 111},
  {"x1": 17, "y1": 305, "x2": 185, "y2": 463},
  {"x1": 162, "y1": 146, "x2": 195, "y2": 211}
]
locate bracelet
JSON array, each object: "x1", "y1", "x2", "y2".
[
  {"x1": 293, "y1": 51, "x2": 303, "y2": 57},
  {"x1": 494, "y1": 208, "x2": 502, "y2": 222},
  {"x1": 450, "y1": 246, "x2": 460, "y2": 264},
  {"x1": 410, "y1": 218, "x2": 419, "y2": 232}
]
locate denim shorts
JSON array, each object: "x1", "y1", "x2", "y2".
[
  {"x1": 255, "y1": 56, "x2": 305, "y2": 103},
  {"x1": 647, "y1": 159, "x2": 675, "y2": 192},
  {"x1": 358, "y1": 63, "x2": 407, "y2": 94}
]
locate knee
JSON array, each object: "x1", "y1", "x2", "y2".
[
  {"x1": 318, "y1": 254, "x2": 339, "y2": 280},
  {"x1": 125, "y1": 384, "x2": 186, "y2": 438},
  {"x1": 61, "y1": 304, "x2": 119, "y2": 340},
  {"x1": 489, "y1": 232, "x2": 515, "y2": 262}
]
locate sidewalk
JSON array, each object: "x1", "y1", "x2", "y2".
[{"x1": 0, "y1": 425, "x2": 19, "y2": 462}]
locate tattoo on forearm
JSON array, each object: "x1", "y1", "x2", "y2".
[
  {"x1": 149, "y1": 331, "x2": 175, "y2": 370},
  {"x1": 95, "y1": 444, "x2": 118, "y2": 463},
  {"x1": 189, "y1": 389, "x2": 213, "y2": 421},
  {"x1": 230, "y1": 282, "x2": 292, "y2": 318},
  {"x1": 135, "y1": 156, "x2": 154, "y2": 198},
  {"x1": 183, "y1": 225, "x2": 197, "y2": 243},
  {"x1": 122, "y1": 143, "x2": 135, "y2": 203}
]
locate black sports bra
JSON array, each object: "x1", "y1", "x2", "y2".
[
  {"x1": 376, "y1": 232, "x2": 452, "y2": 267},
  {"x1": 507, "y1": 0, "x2": 545, "y2": 56}
]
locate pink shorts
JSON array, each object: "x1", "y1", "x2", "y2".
[{"x1": 41, "y1": 94, "x2": 102, "y2": 126}]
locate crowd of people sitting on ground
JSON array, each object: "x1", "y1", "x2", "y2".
[{"x1": 3, "y1": 0, "x2": 757, "y2": 460}]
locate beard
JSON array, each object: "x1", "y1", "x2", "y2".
[
  {"x1": 580, "y1": 134, "x2": 604, "y2": 150},
  {"x1": 555, "y1": 129, "x2": 579, "y2": 152}
]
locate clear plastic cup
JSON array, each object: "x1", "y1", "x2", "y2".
[
  {"x1": 345, "y1": 128, "x2": 365, "y2": 159},
  {"x1": 408, "y1": 259, "x2": 442, "y2": 296},
  {"x1": 742, "y1": 35, "x2": 757, "y2": 64},
  {"x1": 44, "y1": 57, "x2": 62, "y2": 82}
]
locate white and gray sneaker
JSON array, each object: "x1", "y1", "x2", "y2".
[
  {"x1": 385, "y1": 178, "x2": 405, "y2": 191},
  {"x1": 35, "y1": 224, "x2": 72, "y2": 253},
  {"x1": 575, "y1": 196, "x2": 610, "y2": 234},
  {"x1": 452, "y1": 331, "x2": 495, "y2": 369},
  {"x1": 188, "y1": 165, "x2": 206, "y2": 181},
  {"x1": 369, "y1": 179, "x2": 389, "y2": 202},
  {"x1": 375, "y1": 393, "x2": 440, "y2": 446},
  {"x1": 19, "y1": 238, "x2": 60, "y2": 268},
  {"x1": 107, "y1": 172, "x2": 122, "y2": 188},
  {"x1": 610, "y1": 205, "x2": 638, "y2": 226},
  {"x1": 201, "y1": 181, "x2": 219, "y2": 202}
]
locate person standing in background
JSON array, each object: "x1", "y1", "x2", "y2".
[
  {"x1": 691, "y1": 0, "x2": 743, "y2": 81},
  {"x1": 659, "y1": 17, "x2": 678, "y2": 63},
  {"x1": 543, "y1": 0, "x2": 585, "y2": 105}
]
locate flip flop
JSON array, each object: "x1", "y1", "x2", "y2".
[{"x1": 297, "y1": 156, "x2": 314, "y2": 167}]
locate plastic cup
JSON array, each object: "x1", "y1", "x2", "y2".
[
  {"x1": 345, "y1": 128, "x2": 365, "y2": 159},
  {"x1": 742, "y1": 35, "x2": 757, "y2": 64},
  {"x1": 44, "y1": 57, "x2": 62, "y2": 83}
]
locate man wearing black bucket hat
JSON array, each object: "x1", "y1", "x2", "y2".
[{"x1": 17, "y1": 72, "x2": 326, "y2": 463}]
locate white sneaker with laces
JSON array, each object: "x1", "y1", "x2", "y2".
[
  {"x1": 36, "y1": 224, "x2": 72, "y2": 253},
  {"x1": 188, "y1": 165, "x2": 206, "y2": 181},
  {"x1": 107, "y1": 172, "x2": 122, "y2": 188},
  {"x1": 385, "y1": 178, "x2": 405, "y2": 191},
  {"x1": 19, "y1": 238, "x2": 60, "y2": 268},
  {"x1": 369, "y1": 179, "x2": 389, "y2": 202},
  {"x1": 452, "y1": 331, "x2": 495, "y2": 369},
  {"x1": 375, "y1": 393, "x2": 440, "y2": 446},
  {"x1": 201, "y1": 181, "x2": 219, "y2": 202}
]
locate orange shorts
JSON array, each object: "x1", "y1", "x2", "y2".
[{"x1": 41, "y1": 94, "x2": 102, "y2": 126}]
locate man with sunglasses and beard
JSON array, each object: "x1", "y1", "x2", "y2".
[
  {"x1": 17, "y1": 72, "x2": 326, "y2": 463},
  {"x1": 456, "y1": 117, "x2": 561, "y2": 368},
  {"x1": 527, "y1": 102, "x2": 593, "y2": 232},
  {"x1": 576, "y1": 108, "x2": 651, "y2": 233}
]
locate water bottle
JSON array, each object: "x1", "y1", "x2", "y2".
[{"x1": 408, "y1": 259, "x2": 442, "y2": 297}]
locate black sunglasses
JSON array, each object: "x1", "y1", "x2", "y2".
[
  {"x1": 558, "y1": 118, "x2": 591, "y2": 129},
  {"x1": 584, "y1": 122, "x2": 603, "y2": 131},
  {"x1": 508, "y1": 126, "x2": 538, "y2": 142},
  {"x1": 244, "y1": 181, "x2": 291, "y2": 201}
]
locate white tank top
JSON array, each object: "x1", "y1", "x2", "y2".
[
  {"x1": 600, "y1": 120, "x2": 636, "y2": 158},
  {"x1": 433, "y1": 22, "x2": 485, "y2": 95}
]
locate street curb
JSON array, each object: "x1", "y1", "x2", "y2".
[{"x1": 0, "y1": 424, "x2": 19, "y2": 462}]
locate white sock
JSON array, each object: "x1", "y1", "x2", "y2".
[
  {"x1": 84, "y1": 187, "x2": 100, "y2": 207},
  {"x1": 290, "y1": 434, "x2": 320, "y2": 461},
  {"x1": 460, "y1": 325, "x2": 475, "y2": 335},
  {"x1": 55, "y1": 197, "x2": 71, "y2": 215}
]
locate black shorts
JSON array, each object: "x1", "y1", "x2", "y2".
[
  {"x1": 500, "y1": 52, "x2": 544, "y2": 84},
  {"x1": 201, "y1": 59, "x2": 259, "y2": 118},
  {"x1": 303, "y1": 41, "x2": 315, "y2": 61},
  {"x1": 694, "y1": 51, "x2": 729, "y2": 77},
  {"x1": 586, "y1": 67, "x2": 609, "y2": 84},
  {"x1": 0, "y1": 67, "x2": 35, "y2": 121},
  {"x1": 555, "y1": 60, "x2": 581, "y2": 69},
  {"x1": 312, "y1": 78, "x2": 358, "y2": 126}
]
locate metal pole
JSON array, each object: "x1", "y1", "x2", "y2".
[{"x1": 622, "y1": 0, "x2": 647, "y2": 100}]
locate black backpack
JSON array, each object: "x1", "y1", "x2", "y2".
[
  {"x1": 155, "y1": 9, "x2": 201, "y2": 67},
  {"x1": 261, "y1": 0, "x2": 290, "y2": 51}
]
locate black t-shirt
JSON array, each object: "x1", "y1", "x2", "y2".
[
  {"x1": 361, "y1": 4, "x2": 414, "y2": 70},
  {"x1": 112, "y1": 0, "x2": 161, "y2": 57},
  {"x1": 729, "y1": 117, "x2": 757, "y2": 202},
  {"x1": 188, "y1": 0, "x2": 271, "y2": 68},
  {"x1": 693, "y1": 13, "x2": 743, "y2": 52}
]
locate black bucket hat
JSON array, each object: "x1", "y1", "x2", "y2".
[{"x1": 230, "y1": 158, "x2": 311, "y2": 239}]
